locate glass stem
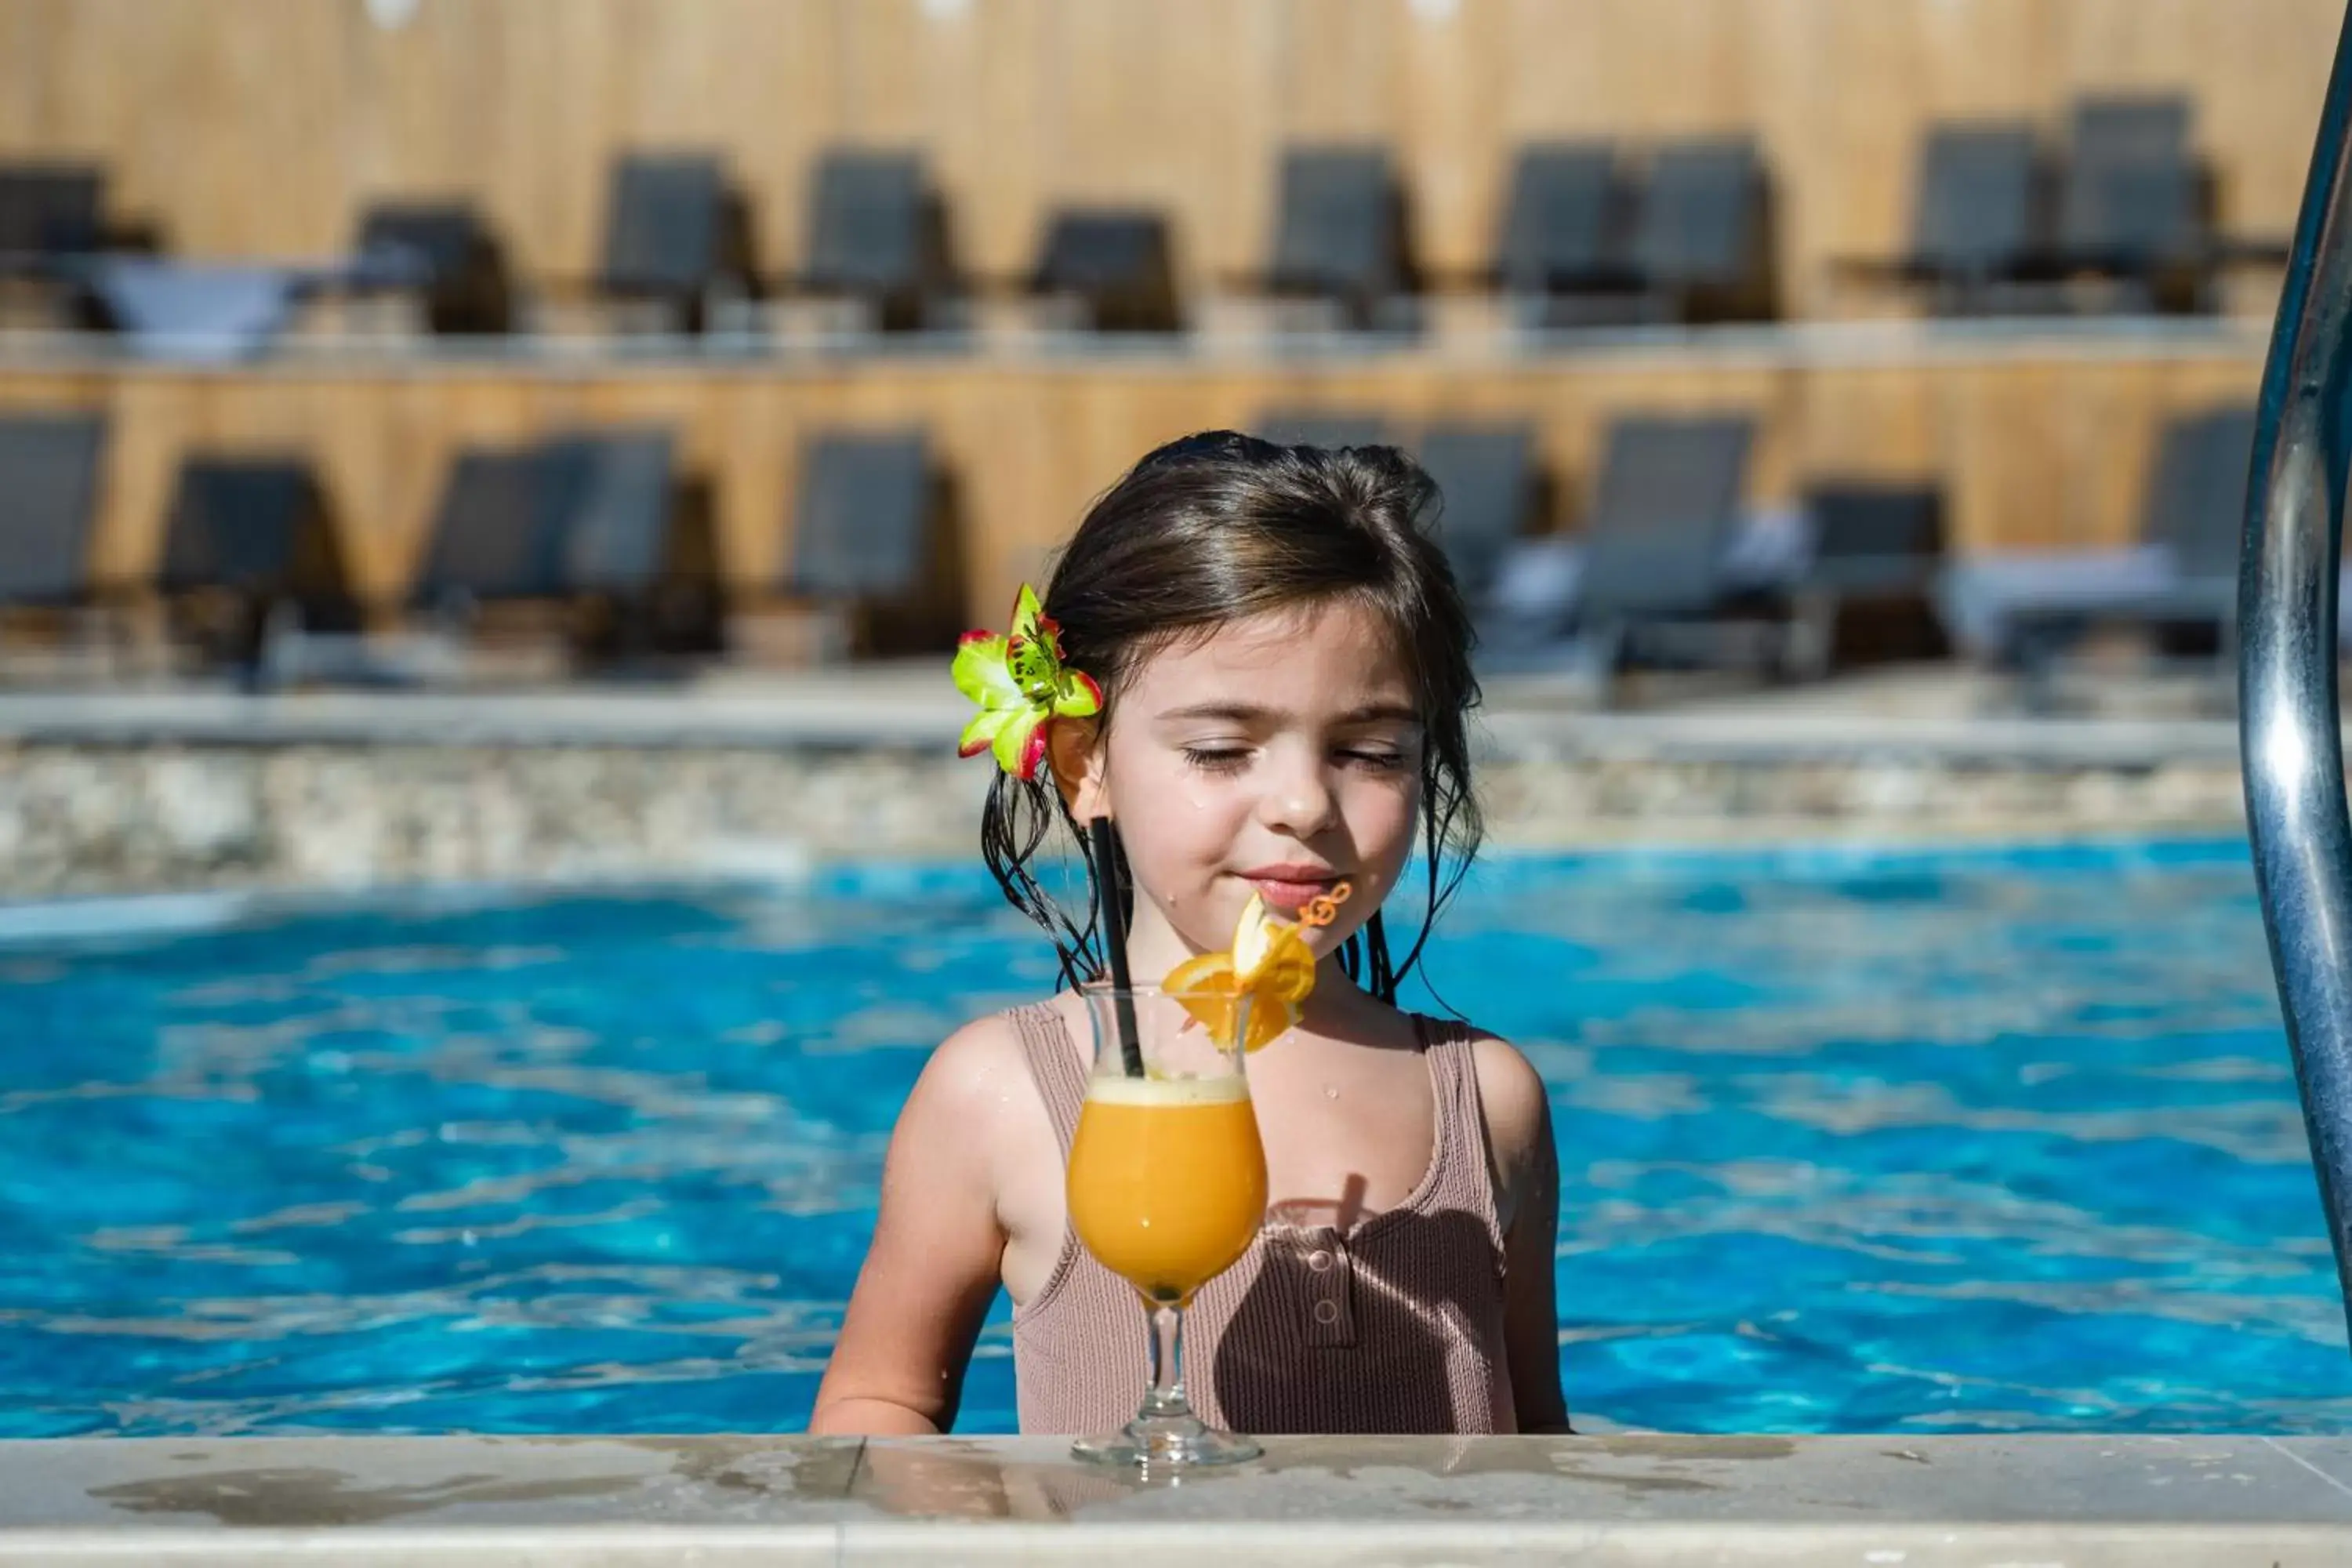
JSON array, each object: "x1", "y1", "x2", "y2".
[{"x1": 1138, "y1": 1300, "x2": 1192, "y2": 1421}]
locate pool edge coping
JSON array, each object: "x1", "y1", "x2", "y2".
[{"x1": 8, "y1": 1435, "x2": 2352, "y2": 1564}]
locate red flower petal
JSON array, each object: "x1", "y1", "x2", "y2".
[
  {"x1": 956, "y1": 735, "x2": 993, "y2": 759},
  {"x1": 1072, "y1": 670, "x2": 1104, "y2": 707},
  {"x1": 1014, "y1": 725, "x2": 1050, "y2": 781},
  {"x1": 957, "y1": 629, "x2": 996, "y2": 648}
]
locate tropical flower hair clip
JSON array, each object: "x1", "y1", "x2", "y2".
[{"x1": 953, "y1": 584, "x2": 1103, "y2": 780}]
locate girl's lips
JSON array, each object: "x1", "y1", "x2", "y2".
[{"x1": 1246, "y1": 874, "x2": 1341, "y2": 911}]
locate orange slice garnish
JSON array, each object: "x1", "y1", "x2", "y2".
[{"x1": 1164, "y1": 891, "x2": 1326, "y2": 1053}]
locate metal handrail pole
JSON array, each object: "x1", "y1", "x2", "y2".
[{"x1": 2241, "y1": 2, "x2": 2352, "y2": 1341}]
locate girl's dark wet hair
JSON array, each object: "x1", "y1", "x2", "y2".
[{"x1": 982, "y1": 429, "x2": 1483, "y2": 1007}]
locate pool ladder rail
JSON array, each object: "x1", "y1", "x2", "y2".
[{"x1": 2242, "y1": 0, "x2": 2352, "y2": 1349}]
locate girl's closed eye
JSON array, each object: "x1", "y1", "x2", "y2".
[
  {"x1": 1181, "y1": 742, "x2": 1410, "y2": 774},
  {"x1": 1181, "y1": 743, "x2": 1255, "y2": 774},
  {"x1": 1337, "y1": 745, "x2": 1410, "y2": 773}
]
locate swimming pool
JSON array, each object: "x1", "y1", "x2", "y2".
[{"x1": 2, "y1": 839, "x2": 2343, "y2": 1436}]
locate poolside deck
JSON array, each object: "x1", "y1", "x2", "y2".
[
  {"x1": 4, "y1": 1433, "x2": 2347, "y2": 1563},
  {"x1": 0, "y1": 660, "x2": 2250, "y2": 764},
  {"x1": 0, "y1": 662, "x2": 2265, "y2": 899}
]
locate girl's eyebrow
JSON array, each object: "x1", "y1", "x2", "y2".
[
  {"x1": 1156, "y1": 700, "x2": 1422, "y2": 727},
  {"x1": 1157, "y1": 701, "x2": 1270, "y2": 723}
]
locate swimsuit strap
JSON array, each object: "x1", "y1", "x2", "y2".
[{"x1": 1010, "y1": 1002, "x2": 1087, "y2": 1158}]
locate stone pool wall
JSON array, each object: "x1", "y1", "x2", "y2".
[{"x1": 0, "y1": 739, "x2": 2249, "y2": 899}]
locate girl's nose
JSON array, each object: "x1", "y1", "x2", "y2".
[{"x1": 1260, "y1": 754, "x2": 1341, "y2": 837}]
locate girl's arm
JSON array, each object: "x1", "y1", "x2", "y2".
[
  {"x1": 808, "y1": 1019, "x2": 1019, "y2": 1435},
  {"x1": 1473, "y1": 1037, "x2": 1572, "y2": 1436}
]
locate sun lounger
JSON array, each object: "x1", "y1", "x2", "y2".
[
  {"x1": 1577, "y1": 414, "x2": 1761, "y2": 657},
  {"x1": 2151, "y1": 407, "x2": 2258, "y2": 584},
  {"x1": 0, "y1": 163, "x2": 104, "y2": 262},
  {"x1": 1417, "y1": 424, "x2": 1541, "y2": 601},
  {"x1": 586, "y1": 153, "x2": 758, "y2": 334},
  {"x1": 793, "y1": 150, "x2": 958, "y2": 335},
  {"x1": 0, "y1": 413, "x2": 107, "y2": 608},
  {"x1": 1628, "y1": 139, "x2": 1777, "y2": 324},
  {"x1": 1264, "y1": 146, "x2": 1418, "y2": 332},
  {"x1": 546, "y1": 427, "x2": 693, "y2": 664},
  {"x1": 159, "y1": 457, "x2": 339, "y2": 601},
  {"x1": 354, "y1": 202, "x2": 514, "y2": 334},
  {"x1": 1030, "y1": 209, "x2": 1180, "y2": 334},
  {"x1": 407, "y1": 447, "x2": 568, "y2": 615},
  {"x1": 1936, "y1": 406, "x2": 2254, "y2": 706},
  {"x1": 1492, "y1": 143, "x2": 1646, "y2": 328},
  {"x1": 734, "y1": 429, "x2": 954, "y2": 662},
  {"x1": 158, "y1": 456, "x2": 356, "y2": 681},
  {"x1": 2047, "y1": 95, "x2": 2210, "y2": 313},
  {"x1": 1477, "y1": 414, "x2": 1773, "y2": 690},
  {"x1": 411, "y1": 426, "x2": 681, "y2": 612},
  {"x1": 270, "y1": 427, "x2": 684, "y2": 686},
  {"x1": 0, "y1": 412, "x2": 116, "y2": 676},
  {"x1": 553, "y1": 430, "x2": 679, "y2": 597},
  {"x1": 786, "y1": 431, "x2": 931, "y2": 596},
  {"x1": 0, "y1": 164, "x2": 108, "y2": 326},
  {"x1": 1838, "y1": 125, "x2": 2048, "y2": 316},
  {"x1": 1784, "y1": 483, "x2": 1947, "y2": 674}
]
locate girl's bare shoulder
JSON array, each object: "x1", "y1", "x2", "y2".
[
  {"x1": 920, "y1": 1009, "x2": 1023, "y2": 1082},
  {"x1": 1456, "y1": 1025, "x2": 1552, "y2": 1171},
  {"x1": 898, "y1": 1005, "x2": 1061, "y2": 1150}
]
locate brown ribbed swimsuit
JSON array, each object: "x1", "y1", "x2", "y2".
[{"x1": 1007, "y1": 1004, "x2": 1516, "y2": 1436}]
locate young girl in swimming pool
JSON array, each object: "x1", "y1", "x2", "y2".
[{"x1": 809, "y1": 431, "x2": 1567, "y2": 1437}]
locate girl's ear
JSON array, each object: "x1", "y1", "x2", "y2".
[{"x1": 1046, "y1": 716, "x2": 1108, "y2": 820}]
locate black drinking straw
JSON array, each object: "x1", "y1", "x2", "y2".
[{"x1": 1088, "y1": 815, "x2": 1145, "y2": 1078}]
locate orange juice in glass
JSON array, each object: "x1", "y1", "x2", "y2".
[
  {"x1": 1066, "y1": 981, "x2": 1267, "y2": 1468},
  {"x1": 1069, "y1": 1074, "x2": 1266, "y2": 1305}
]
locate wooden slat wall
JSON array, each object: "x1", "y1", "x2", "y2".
[
  {"x1": 0, "y1": 0, "x2": 2333, "y2": 316},
  {"x1": 0, "y1": 351, "x2": 2266, "y2": 625}
]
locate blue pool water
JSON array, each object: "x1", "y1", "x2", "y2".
[{"x1": 2, "y1": 839, "x2": 2345, "y2": 1437}]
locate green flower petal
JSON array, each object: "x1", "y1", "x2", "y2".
[
  {"x1": 1051, "y1": 669, "x2": 1102, "y2": 719},
  {"x1": 959, "y1": 706, "x2": 1018, "y2": 758},
  {"x1": 952, "y1": 633, "x2": 1017, "y2": 705},
  {"x1": 1010, "y1": 585, "x2": 1046, "y2": 642},
  {"x1": 992, "y1": 708, "x2": 1047, "y2": 777}
]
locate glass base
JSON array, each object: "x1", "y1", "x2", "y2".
[{"x1": 1071, "y1": 1411, "x2": 1262, "y2": 1468}]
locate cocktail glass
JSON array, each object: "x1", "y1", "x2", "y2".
[{"x1": 1065, "y1": 981, "x2": 1267, "y2": 1468}]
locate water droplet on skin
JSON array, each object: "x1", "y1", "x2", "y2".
[{"x1": 1324, "y1": 1085, "x2": 1341, "y2": 1100}]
